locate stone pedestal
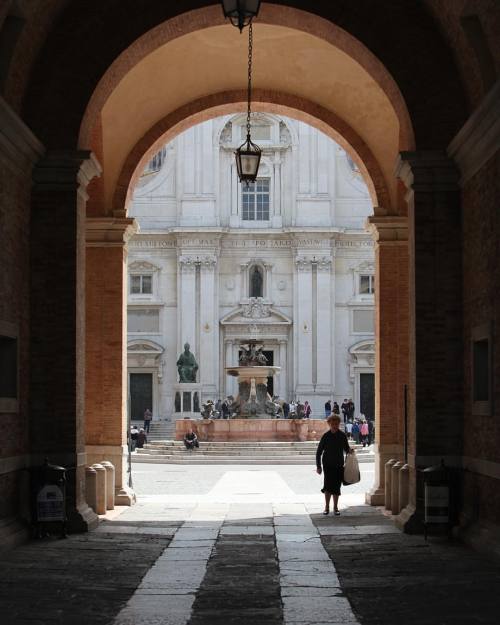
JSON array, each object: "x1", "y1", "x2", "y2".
[{"x1": 173, "y1": 383, "x2": 202, "y2": 419}]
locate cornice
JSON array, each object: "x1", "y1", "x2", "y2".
[
  {"x1": 367, "y1": 215, "x2": 408, "y2": 243},
  {"x1": 448, "y1": 78, "x2": 500, "y2": 185},
  {"x1": 86, "y1": 217, "x2": 138, "y2": 247},
  {"x1": 0, "y1": 97, "x2": 44, "y2": 175}
]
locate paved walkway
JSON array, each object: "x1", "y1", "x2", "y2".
[{"x1": 0, "y1": 464, "x2": 498, "y2": 625}]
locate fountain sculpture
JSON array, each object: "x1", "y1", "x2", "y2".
[{"x1": 225, "y1": 340, "x2": 281, "y2": 418}]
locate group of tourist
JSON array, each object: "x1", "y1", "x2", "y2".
[
  {"x1": 278, "y1": 399, "x2": 312, "y2": 419},
  {"x1": 324, "y1": 398, "x2": 355, "y2": 422},
  {"x1": 345, "y1": 417, "x2": 374, "y2": 447},
  {"x1": 130, "y1": 424, "x2": 148, "y2": 451}
]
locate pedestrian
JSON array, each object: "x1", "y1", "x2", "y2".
[
  {"x1": 348, "y1": 399, "x2": 355, "y2": 421},
  {"x1": 221, "y1": 399, "x2": 230, "y2": 419},
  {"x1": 130, "y1": 424, "x2": 139, "y2": 451},
  {"x1": 341, "y1": 399, "x2": 349, "y2": 423},
  {"x1": 136, "y1": 428, "x2": 147, "y2": 448},
  {"x1": 360, "y1": 420, "x2": 369, "y2": 447},
  {"x1": 324, "y1": 399, "x2": 332, "y2": 418},
  {"x1": 283, "y1": 401, "x2": 290, "y2": 419},
  {"x1": 346, "y1": 420, "x2": 353, "y2": 440},
  {"x1": 332, "y1": 401, "x2": 340, "y2": 416},
  {"x1": 215, "y1": 399, "x2": 222, "y2": 419},
  {"x1": 351, "y1": 420, "x2": 360, "y2": 444},
  {"x1": 143, "y1": 408, "x2": 152, "y2": 433},
  {"x1": 368, "y1": 419, "x2": 375, "y2": 445},
  {"x1": 304, "y1": 400, "x2": 312, "y2": 419},
  {"x1": 316, "y1": 414, "x2": 353, "y2": 516},
  {"x1": 289, "y1": 400, "x2": 297, "y2": 418},
  {"x1": 183, "y1": 427, "x2": 199, "y2": 451},
  {"x1": 296, "y1": 400, "x2": 305, "y2": 418}
]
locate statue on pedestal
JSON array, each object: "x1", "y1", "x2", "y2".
[{"x1": 176, "y1": 342, "x2": 198, "y2": 383}]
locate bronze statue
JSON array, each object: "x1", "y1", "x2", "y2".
[
  {"x1": 239, "y1": 340, "x2": 268, "y2": 366},
  {"x1": 176, "y1": 342, "x2": 199, "y2": 382}
]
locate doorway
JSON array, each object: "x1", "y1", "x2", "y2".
[
  {"x1": 130, "y1": 373, "x2": 153, "y2": 421},
  {"x1": 360, "y1": 373, "x2": 375, "y2": 421}
]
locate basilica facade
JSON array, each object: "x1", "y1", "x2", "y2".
[{"x1": 127, "y1": 114, "x2": 375, "y2": 421}]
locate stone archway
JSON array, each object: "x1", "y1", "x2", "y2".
[{"x1": 17, "y1": 2, "x2": 469, "y2": 532}]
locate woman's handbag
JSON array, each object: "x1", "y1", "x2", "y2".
[{"x1": 343, "y1": 451, "x2": 361, "y2": 485}]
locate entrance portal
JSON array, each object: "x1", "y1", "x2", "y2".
[
  {"x1": 130, "y1": 373, "x2": 153, "y2": 421},
  {"x1": 360, "y1": 373, "x2": 375, "y2": 421}
]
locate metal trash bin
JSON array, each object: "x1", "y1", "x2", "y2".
[
  {"x1": 422, "y1": 460, "x2": 454, "y2": 539},
  {"x1": 31, "y1": 458, "x2": 67, "y2": 538}
]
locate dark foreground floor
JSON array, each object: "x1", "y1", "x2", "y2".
[{"x1": 0, "y1": 504, "x2": 499, "y2": 625}]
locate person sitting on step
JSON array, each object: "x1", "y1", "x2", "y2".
[{"x1": 183, "y1": 427, "x2": 199, "y2": 451}]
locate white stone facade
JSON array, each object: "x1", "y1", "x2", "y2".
[{"x1": 127, "y1": 114, "x2": 374, "y2": 420}]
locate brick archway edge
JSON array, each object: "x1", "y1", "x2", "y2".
[
  {"x1": 113, "y1": 90, "x2": 389, "y2": 214},
  {"x1": 79, "y1": 4, "x2": 414, "y2": 154}
]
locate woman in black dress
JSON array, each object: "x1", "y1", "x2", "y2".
[{"x1": 316, "y1": 415, "x2": 352, "y2": 515}]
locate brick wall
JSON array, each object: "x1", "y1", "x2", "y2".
[{"x1": 461, "y1": 152, "x2": 500, "y2": 526}]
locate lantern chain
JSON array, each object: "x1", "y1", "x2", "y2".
[{"x1": 246, "y1": 22, "x2": 253, "y2": 138}]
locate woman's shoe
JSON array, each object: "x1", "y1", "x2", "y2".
[
  {"x1": 334, "y1": 510, "x2": 341, "y2": 516},
  {"x1": 322, "y1": 509, "x2": 330, "y2": 515}
]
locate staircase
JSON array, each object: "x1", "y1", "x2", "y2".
[
  {"x1": 133, "y1": 440, "x2": 374, "y2": 465},
  {"x1": 132, "y1": 420, "x2": 177, "y2": 441}
]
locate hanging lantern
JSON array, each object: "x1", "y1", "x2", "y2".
[
  {"x1": 235, "y1": 133, "x2": 262, "y2": 184},
  {"x1": 221, "y1": 0, "x2": 261, "y2": 33}
]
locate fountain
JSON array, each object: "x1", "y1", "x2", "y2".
[{"x1": 225, "y1": 340, "x2": 281, "y2": 418}]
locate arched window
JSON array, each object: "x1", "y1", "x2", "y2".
[{"x1": 250, "y1": 266, "x2": 263, "y2": 298}]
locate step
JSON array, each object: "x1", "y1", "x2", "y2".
[{"x1": 132, "y1": 453, "x2": 374, "y2": 465}]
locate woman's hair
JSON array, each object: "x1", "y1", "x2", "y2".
[{"x1": 326, "y1": 414, "x2": 341, "y2": 424}]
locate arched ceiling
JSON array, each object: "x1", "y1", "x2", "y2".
[{"x1": 100, "y1": 23, "x2": 402, "y2": 211}]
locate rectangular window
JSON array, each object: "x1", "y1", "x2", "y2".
[
  {"x1": 360, "y1": 274, "x2": 375, "y2": 295},
  {"x1": 0, "y1": 335, "x2": 17, "y2": 399},
  {"x1": 242, "y1": 178, "x2": 270, "y2": 221},
  {"x1": 130, "y1": 274, "x2": 152, "y2": 294},
  {"x1": 353, "y1": 310, "x2": 374, "y2": 333},
  {"x1": 473, "y1": 339, "x2": 488, "y2": 401},
  {"x1": 128, "y1": 309, "x2": 159, "y2": 333},
  {"x1": 471, "y1": 323, "x2": 492, "y2": 416}
]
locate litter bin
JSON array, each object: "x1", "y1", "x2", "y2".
[
  {"x1": 422, "y1": 460, "x2": 457, "y2": 539},
  {"x1": 31, "y1": 458, "x2": 67, "y2": 538}
]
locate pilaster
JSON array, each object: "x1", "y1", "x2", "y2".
[
  {"x1": 395, "y1": 151, "x2": 462, "y2": 531},
  {"x1": 365, "y1": 215, "x2": 408, "y2": 506},
  {"x1": 85, "y1": 216, "x2": 137, "y2": 506},
  {"x1": 315, "y1": 256, "x2": 333, "y2": 392},
  {"x1": 31, "y1": 150, "x2": 102, "y2": 531},
  {"x1": 199, "y1": 256, "x2": 218, "y2": 396},
  {"x1": 294, "y1": 256, "x2": 314, "y2": 395}
]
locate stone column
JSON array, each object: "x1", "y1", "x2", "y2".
[
  {"x1": 199, "y1": 256, "x2": 218, "y2": 397},
  {"x1": 315, "y1": 257, "x2": 333, "y2": 393},
  {"x1": 365, "y1": 216, "x2": 409, "y2": 506},
  {"x1": 239, "y1": 262, "x2": 249, "y2": 299},
  {"x1": 264, "y1": 262, "x2": 273, "y2": 300},
  {"x1": 178, "y1": 255, "x2": 197, "y2": 356},
  {"x1": 85, "y1": 216, "x2": 137, "y2": 506},
  {"x1": 294, "y1": 257, "x2": 314, "y2": 396},
  {"x1": 31, "y1": 150, "x2": 101, "y2": 531},
  {"x1": 396, "y1": 152, "x2": 462, "y2": 531},
  {"x1": 278, "y1": 339, "x2": 288, "y2": 399}
]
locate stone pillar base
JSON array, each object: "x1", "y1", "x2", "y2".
[
  {"x1": 115, "y1": 485, "x2": 136, "y2": 506},
  {"x1": 365, "y1": 443, "x2": 403, "y2": 507},
  {"x1": 0, "y1": 516, "x2": 30, "y2": 550},
  {"x1": 85, "y1": 444, "x2": 135, "y2": 506},
  {"x1": 67, "y1": 502, "x2": 99, "y2": 532}
]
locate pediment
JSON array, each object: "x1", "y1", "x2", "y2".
[
  {"x1": 128, "y1": 260, "x2": 160, "y2": 272},
  {"x1": 127, "y1": 339, "x2": 164, "y2": 353},
  {"x1": 221, "y1": 304, "x2": 292, "y2": 326},
  {"x1": 349, "y1": 340, "x2": 375, "y2": 354}
]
